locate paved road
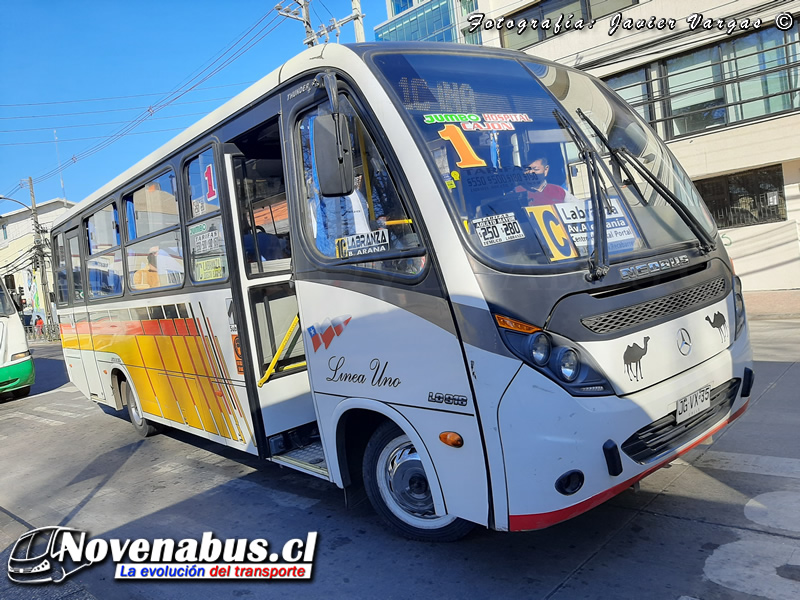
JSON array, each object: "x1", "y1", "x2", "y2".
[{"x1": 1, "y1": 322, "x2": 799, "y2": 600}]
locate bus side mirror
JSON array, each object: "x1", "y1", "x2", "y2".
[{"x1": 313, "y1": 113, "x2": 354, "y2": 197}]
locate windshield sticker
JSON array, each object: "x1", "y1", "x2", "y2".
[
  {"x1": 555, "y1": 198, "x2": 639, "y2": 254},
  {"x1": 526, "y1": 206, "x2": 579, "y2": 261},
  {"x1": 471, "y1": 213, "x2": 525, "y2": 247},
  {"x1": 335, "y1": 229, "x2": 390, "y2": 258},
  {"x1": 424, "y1": 113, "x2": 481, "y2": 124},
  {"x1": 438, "y1": 125, "x2": 487, "y2": 168}
]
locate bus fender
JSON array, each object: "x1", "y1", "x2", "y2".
[
  {"x1": 108, "y1": 364, "x2": 136, "y2": 411},
  {"x1": 326, "y1": 398, "x2": 447, "y2": 518}
]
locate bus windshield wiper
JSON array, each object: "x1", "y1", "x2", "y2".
[
  {"x1": 553, "y1": 109, "x2": 608, "y2": 282},
  {"x1": 575, "y1": 108, "x2": 716, "y2": 254}
]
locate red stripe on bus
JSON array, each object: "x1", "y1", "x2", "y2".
[
  {"x1": 174, "y1": 319, "x2": 189, "y2": 336},
  {"x1": 160, "y1": 319, "x2": 177, "y2": 336},
  {"x1": 75, "y1": 322, "x2": 91, "y2": 335},
  {"x1": 186, "y1": 319, "x2": 198, "y2": 337},
  {"x1": 508, "y1": 399, "x2": 750, "y2": 531},
  {"x1": 142, "y1": 320, "x2": 162, "y2": 336}
]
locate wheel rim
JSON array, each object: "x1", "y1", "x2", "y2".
[
  {"x1": 127, "y1": 386, "x2": 144, "y2": 426},
  {"x1": 376, "y1": 435, "x2": 456, "y2": 529}
]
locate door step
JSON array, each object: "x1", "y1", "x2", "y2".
[{"x1": 271, "y1": 441, "x2": 329, "y2": 479}]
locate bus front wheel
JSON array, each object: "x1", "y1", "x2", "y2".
[
  {"x1": 122, "y1": 380, "x2": 161, "y2": 437},
  {"x1": 363, "y1": 422, "x2": 474, "y2": 542}
]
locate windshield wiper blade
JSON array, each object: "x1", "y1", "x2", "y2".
[
  {"x1": 575, "y1": 108, "x2": 648, "y2": 208},
  {"x1": 553, "y1": 109, "x2": 608, "y2": 281},
  {"x1": 575, "y1": 108, "x2": 715, "y2": 255}
]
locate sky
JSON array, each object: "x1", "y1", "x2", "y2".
[{"x1": 0, "y1": 0, "x2": 388, "y2": 211}]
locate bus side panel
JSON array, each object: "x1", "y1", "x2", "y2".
[
  {"x1": 296, "y1": 280, "x2": 473, "y2": 414},
  {"x1": 59, "y1": 312, "x2": 91, "y2": 399}
]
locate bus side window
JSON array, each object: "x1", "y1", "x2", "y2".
[
  {"x1": 230, "y1": 119, "x2": 291, "y2": 276},
  {"x1": 297, "y1": 97, "x2": 424, "y2": 275},
  {"x1": 185, "y1": 149, "x2": 229, "y2": 284}
]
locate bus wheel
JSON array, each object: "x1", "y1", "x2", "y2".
[
  {"x1": 122, "y1": 380, "x2": 160, "y2": 437},
  {"x1": 363, "y1": 422, "x2": 474, "y2": 542}
]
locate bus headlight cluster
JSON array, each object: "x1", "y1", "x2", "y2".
[
  {"x1": 557, "y1": 348, "x2": 580, "y2": 382},
  {"x1": 529, "y1": 332, "x2": 551, "y2": 366},
  {"x1": 526, "y1": 333, "x2": 581, "y2": 383}
]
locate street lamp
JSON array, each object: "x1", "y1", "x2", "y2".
[{"x1": 0, "y1": 193, "x2": 53, "y2": 329}]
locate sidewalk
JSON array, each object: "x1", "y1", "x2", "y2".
[{"x1": 743, "y1": 290, "x2": 800, "y2": 320}]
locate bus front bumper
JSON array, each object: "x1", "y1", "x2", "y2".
[
  {"x1": 497, "y1": 327, "x2": 753, "y2": 532},
  {"x1": 0, "y1": 357, "x2": 35, "y2": 393}
]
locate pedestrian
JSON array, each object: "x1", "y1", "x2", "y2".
[{"x1": 35, "y1": 315, "x2": 44, "y2": 337}]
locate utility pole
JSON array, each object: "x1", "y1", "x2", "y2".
[
  {"x1": 276, "y1": 0, "x2": 365, "y2": 46},
  {"x1": 351, "y1": 0, "x2": 365, "y2": 43},
  {"x1": 276, "y1": 0, "x2": 316, "y2": 47},
  {"x1": 27, "y1": 177, "x2": 53, "y2": 330}
]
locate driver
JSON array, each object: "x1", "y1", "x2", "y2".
[{"x1": 515, "y1": 156, "x2": 578, "y2": 206}]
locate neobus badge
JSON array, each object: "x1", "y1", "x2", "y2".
[{"x1": 620, "y1": 254, "x2": 689, "y2": 280}]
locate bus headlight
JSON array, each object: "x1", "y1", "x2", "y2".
[
  {"x1": 733, "y1": 275, "x2": 746, "y2": 340},
  {"x1": 557, "y1": 348, "x2": 580, "y2": 382},
  {"x1": 10, "y1": 350, "x2": 30, "y2": 361},
  {"x1": 528, "y1": 332, "x2": 551, "y2": 366}
]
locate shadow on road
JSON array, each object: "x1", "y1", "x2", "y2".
[{"x1": 30, "y1": 357, "x2": 69, "y2": 395}]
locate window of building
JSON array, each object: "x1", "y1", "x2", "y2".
[
  {"x1": 666, "y1": 48, "x2": 727, "y2": 136},
  {"x1": 500, "y1": 0, "x2": 637, "y2": 50},
  {"x1": 1, "y1": 224, "x2": 6, "y2": 240},
  {"x1": 124, "y1": 170, "x2": 184, "y2": 291},
  {"x1": 605, "y1": 22, "x2": 800, "y2": 139},
  {"x1": 391, "y1": 0, "x2": 413, "y2": 18},
  {"x1": 185, "y1": 149, "x2": 228, "y2": 284},
  {"x1": 376, "y1": 0, "x2": 455, "y2": 42},
  {"x1": 85, "y1": 203, "x2": 123, "y2": 299},
  {"x1": 694, "y1": 165, "x2": 786, "y2": 229}
]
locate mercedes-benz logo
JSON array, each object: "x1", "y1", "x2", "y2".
[{"x1": 677, "y1": 328, "x2": 692, "y2": 356}]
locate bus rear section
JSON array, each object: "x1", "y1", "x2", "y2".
[{"x1": 0, "y1": 281, "x2": 34, "y2": 398}]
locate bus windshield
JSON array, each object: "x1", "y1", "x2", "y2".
[
  {"x1": 370, "y1": 51, "x2": 717, "y2": 271},
  {"x1": 0, "y1": 285, "x2": 17, "y2": 317}
]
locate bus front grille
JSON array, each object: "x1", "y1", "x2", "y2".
[
  {"x1": 582, "y1": 277, "x2": 727, "y2": 334},
  {"x1": 621, "y1": 378, "x2": 741, "y2": 464}
]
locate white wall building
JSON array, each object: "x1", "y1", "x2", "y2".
[
  {"x1": 0, "y1": 198, "x2": 75, "y2": 324},
  {"x1": 376, "y1": 0, "x2": 800, "y2": 291}
]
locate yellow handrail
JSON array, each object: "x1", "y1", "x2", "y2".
[{"x1": 258, "y1": 314, "x2": 300, "y2": 388}]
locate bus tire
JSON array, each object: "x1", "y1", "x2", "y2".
[
  {"x1": 363, "y1": 422, "x2": 474, "y2": 542},
  {"x1": 122, "y1": 380, "x2": 160, "y2": 437},
  {"x1": 11, "y1": 386, "x2": 31, "y2": 399}
]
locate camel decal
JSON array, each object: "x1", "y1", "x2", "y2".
[
  {"x1": 706, "y1": 311, "x2": 728, "y2": 342},
  {"x1": 623, "y1": 336, "x2": 650, "y2": 382}
]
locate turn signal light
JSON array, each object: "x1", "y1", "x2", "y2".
[
  {"x1": 10, "y1": 351, "x2": 30, "y2": 361},
  {"x1": 494, "y1": 314, "x2": 540, "y2": 334},
  {"x1": 439, "y1": 432, "x2": 464, "y2": 448}
]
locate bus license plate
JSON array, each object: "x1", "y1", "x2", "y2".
[{"x1": 676, "y1": 385, "x2": 712, "y2": 424}]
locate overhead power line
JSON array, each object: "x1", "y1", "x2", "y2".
[{"x1": 2, "y1": 10, "x2": 286, "y2": 198}]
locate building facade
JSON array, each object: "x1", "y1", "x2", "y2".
[
  {"x1": 0, "y1": 198, "x2": 75, "y2": 325},
  {"x1": 375, "y1": 0, "x2": 800, "y2": 291},
  {"x1": 375, "y1": 0, "x2": 483, "y2": 44}
]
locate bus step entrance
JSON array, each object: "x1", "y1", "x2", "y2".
[{"x1": 271, "y1": 441, "x2": 329, "y2": 478}]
